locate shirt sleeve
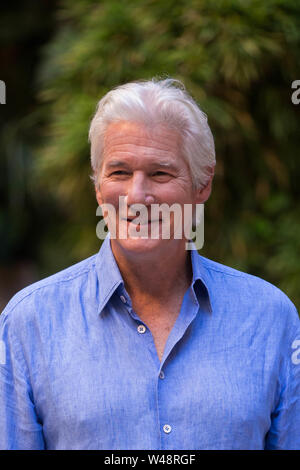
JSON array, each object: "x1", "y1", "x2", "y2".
[
  {"x1": 0, "y1": 311, "x2": 45, "y2": 450},
  {"x1": 264, "y1": 300, "x2": 300, "y2": 450}
]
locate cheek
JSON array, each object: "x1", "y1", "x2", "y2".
[
  {"x1": 98, "y1": 182, "x2": 125, "y2": 207},
  {"x1": 161, "y1": 183, "x2": 194, "y2": 205}
]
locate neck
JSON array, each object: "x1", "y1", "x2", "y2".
[{"x1": 111, "y1": 239, "x2": 192, "y2": 302}]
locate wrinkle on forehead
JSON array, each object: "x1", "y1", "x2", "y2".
[{"x1": 102, "y1": 121, "x2": 184, "y2": 163}]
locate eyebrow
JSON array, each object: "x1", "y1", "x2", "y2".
[
  {"x1": 105, "y1": 160, "x2": 129, "y2": 169},
  {"x1": 105, "y1": 160, "x2": 178, "y2": 171}
]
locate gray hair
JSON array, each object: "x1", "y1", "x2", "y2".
[{"x1": 89, "y1": 78, "x2": 216, "y2": 189}]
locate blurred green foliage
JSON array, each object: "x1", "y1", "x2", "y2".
[
  {"x1": 1, "y1": 0, "x2": 300, "y2": 310},
  {"x1": 0, "y1": 0, "x2": 57, "y2": 263}
]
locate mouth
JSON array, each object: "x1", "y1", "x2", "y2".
[{"x1": 122, "y1": 217, "x2": 161, "y2": 225}]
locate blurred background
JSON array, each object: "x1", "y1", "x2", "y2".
[{"x1": 0, "y1": 0, "x2": 299, "y2": 312}]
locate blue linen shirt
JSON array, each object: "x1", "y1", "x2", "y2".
[{"x1": 0, "y1": 234, "x2": 299, "y2": 450}]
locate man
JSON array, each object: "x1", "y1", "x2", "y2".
[{"x1": 0, "y1": 79, "x2": 299, "y2": 450}]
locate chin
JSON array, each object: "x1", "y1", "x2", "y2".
[{"x1": 111, "y1": 236, "x2": 170, "y2": 257}]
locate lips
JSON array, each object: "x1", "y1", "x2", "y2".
[{"x1": 123, "y1": 218, "x2": 161, "y2": 225}]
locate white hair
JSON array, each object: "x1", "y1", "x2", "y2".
[{"x1": 89, "y1": 78, "x2": 216, "y2": 189}]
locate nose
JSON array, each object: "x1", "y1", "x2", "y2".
[{"x1": 126, "y1": 172, "x2": 153, "y2": 206}]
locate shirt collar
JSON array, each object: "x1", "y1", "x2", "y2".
[
  {"x1": 189, "y1": 242, "x2": 213, "y2": 314},
  {"x1": 95, "y1": 233, "x2": 125, "y2": 316},
  {"x1": 95, "y1": 235, "x2": 212, "y2": 315}
]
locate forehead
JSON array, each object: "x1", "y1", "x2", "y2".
[{"x1": 102, "y1": 121, "x2": 184, "y2": 166}]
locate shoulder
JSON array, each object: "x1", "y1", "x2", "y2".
[
  {"x1": 0, "y1": 254, "x2": 98, "y2": 326},
  {"x1": 199, "y1": 254, "x2": 299, "y2": 329}
]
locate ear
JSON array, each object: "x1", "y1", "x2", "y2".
[
  {"x1": 95, "y1": 185, "x2": 103, "y2": 207},
  {"x1": 195, "y1": 167, "x2": 215, "y2": 204}
]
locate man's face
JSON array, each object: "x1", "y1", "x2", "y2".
[{"x1": 95, "y1": 121, "x2": 209, "y2": 257}]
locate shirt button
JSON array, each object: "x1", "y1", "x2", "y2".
[
  {"x1": 120, "y1": 295, "x2": 127, "y2": 303},
  {"x1": 163, "y1": 424, "x2": 172, "y2": 434},
  {"x1": 137, "y1": 324, "x2": 146, "y2": 334},
  {"x1": 159, "y1": 371, "x2": 165, "y2": 379}
]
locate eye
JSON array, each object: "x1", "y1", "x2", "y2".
[
  {"x1": 151, "y1": 171, "x2": 172, "y2": 180},
  {"x1": 110, "y1": 170, "x2": 130, "y2": 176}
]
